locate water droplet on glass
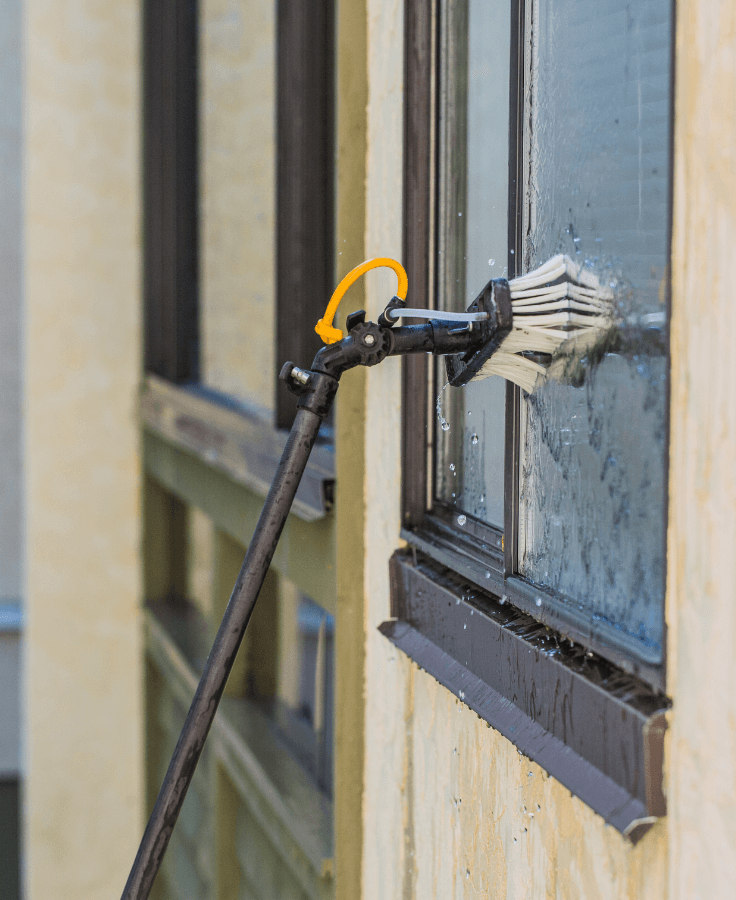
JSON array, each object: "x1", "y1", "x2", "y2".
[
  {"x1": 488, "y1": 258, "x2": 495, "y2": 266},
  {"x1": 457, "y1": 514, "x2": 467, "y2": 526},
  {"x1": 471, "y1": 433, "x2": 479, "y2": 445},
  {"x1": 466, "y1": 870, "x2": 470, "y2": 879},
  {"x1": 436, "y1": 382, "x2": 451, "y2": 432},
  {"x1": 510, "y1": 249, "x2": 514, "y2": 254},
  {"x1": 485, "y1": 571, "x2": 491, "y2": 579},
  {"x1": 535, "y1": 597, "x2": 542, "y2": 607},
  {"x1": 458, "y1": 212, "x2": 462, "y2": 216},
  {"x1": 499, "y1": 594, "x2": 507, "y2": 605},
  {"x1": 450, "y1": 463, "x2": 456, "y2": 473},
  {"x1": 480, "y1": 494, "x2": 485, "y2": 503},
  {"x1": 513, "y1": 837, "x2": 517, "y2": 844}
]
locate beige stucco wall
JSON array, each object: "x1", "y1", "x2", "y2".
[
  {"x1": 200, "y1": 0, "x2": 276, "y2": 414},
  {"x1": 24, "y1": 1, "x2": 143, "y2": 897},
  {"x1": 357, "y1": 0, "x2": 736, "y2": 896},
  {"x1": 360, "y1": 1, "x2": 668, "y2": 894},
  {"x1": 667, "y1": 2, "x2": 736, "y2": 898}
]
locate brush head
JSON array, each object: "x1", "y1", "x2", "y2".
[
  {"x1": 445, "y1": 279, "x2": 513, "y2": 387},
  {"x1": 469, "y1": 255, "x2": 615, "y2": 393}
]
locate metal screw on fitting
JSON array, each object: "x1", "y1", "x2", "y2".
[
  {"x1": 363, "y1": 333, "x2": 376, "y2": 346},
  {"x1": 290, "y1": 366, "x2": 311, "y2": 385}
]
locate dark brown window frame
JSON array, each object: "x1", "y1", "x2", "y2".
[
  {"x1": 143, "y1": 0, "x2": 336, "y2": 432},
  {"x1": 143, "y1": 0, "x2": 200, "y2": 384},
  {"x1": 141, "y1": 0, "x2": 336, "y2": 510},
  {"x1": 398, "y1": 0, "x2": 668, "y2": 687},
  {"x1": 275, "y1": 0, "x2": 335, "y2": 429},
  {"x1": 383, "y1": 0, "x2": 671, "y2": 836}
]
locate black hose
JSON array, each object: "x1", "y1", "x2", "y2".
[{"x1": 121, "y1": 407, "x2": 325, "y2": 900}]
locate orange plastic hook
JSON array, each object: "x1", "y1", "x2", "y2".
[{"x1": 315, "y1": 257, "x2": 409, "y2": 345}]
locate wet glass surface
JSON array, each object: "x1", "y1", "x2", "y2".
[
  {"x1": 435, "y1": 0, "x2": 510, "y2": 529},
  {"x1": 518, "y1": 0, "x2": 671, "y2": 661}
]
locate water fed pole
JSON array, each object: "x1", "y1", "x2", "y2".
[{"x1": 121, "y1": 258, "x2": 515, "y2": 900}]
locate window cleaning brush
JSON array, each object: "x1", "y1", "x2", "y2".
[
  {"x1": 386, "y1": 254, "x2": 616, "y2": 392},
  {"x1": 477, "y1": 254, "x2": 615, "y2": 392}
]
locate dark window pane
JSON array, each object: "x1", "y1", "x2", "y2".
[
  {"x1": 0, "y1": 780, "x2": 21, "y2": 900},
  {"x1": 518, "y1": 0, "x2": 671, "y2": 662}
]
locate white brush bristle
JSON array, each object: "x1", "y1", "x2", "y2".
[{"x1": 475, "y1": 255, "x2": 614, "y2": 393}]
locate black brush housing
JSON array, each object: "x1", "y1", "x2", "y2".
[{"x1": 445, "y1": 278, "x2": 513, "y2": 387}]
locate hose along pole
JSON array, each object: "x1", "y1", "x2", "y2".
[{"x1": 121, "y1": 407, "x2": 326, "y2": 900}]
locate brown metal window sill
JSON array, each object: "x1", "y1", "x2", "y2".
[
  {"x1": 381, "y1": 550, "x2": 669, "y2": 840},
  {"x1": 139, "y1": 374, "x2": 334, "y2": 522},
  {"x1": 401, "y1": 519, "x2": 664, "y2": 689}
]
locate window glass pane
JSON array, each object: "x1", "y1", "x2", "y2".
[
  {"x1": 199, "y1": 3, "x2": 276, "y2": 413},
  {"x1": 274, "y1": 584, "x2": 334, "y2": 795},
  {"x1": 435, "y1": 0, "x2": 510, "y2": 529},
  {"x1": 518, "y1": 0, "x2": 670, "y2": 662}
]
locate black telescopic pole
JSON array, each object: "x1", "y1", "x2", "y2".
[
  {"x1": 120, "y1": 310, "x2": 491, "y2": 899},
  {"x1": 121, "y1": 406, "x2": 327, "y2": 900}
]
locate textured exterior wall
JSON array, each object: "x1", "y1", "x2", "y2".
[
  {"x1": 667, "y1": 2, "x2": 736, "y2": 898},
  {"x1": 24, "y1": 1, "x2": 143, "y2": 897},
  {"x1": 334, "y1": 0, "x2": 369, "y2": 896},
  {"x1": 359, "y1": 0, "x2": 670, "y2": 897},
  {"x1": 200, "y1": 0, "x2": 276, "y2": 413}
]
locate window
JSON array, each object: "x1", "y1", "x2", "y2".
[
  {"x1": 388, "y1": 0, "x2": 671, "y2": 836},
  {"x1": 140, "y1": 2, "x2": 337, "y2": 895},
  {"x1": 144, "y1": 0, "x2": 334, "y2": 428}
]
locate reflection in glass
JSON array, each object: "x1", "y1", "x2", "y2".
[
  {"x1": 273, "y1": 593, "x2": 334, "y2": 795},
  {"x1": 435, "y1": 0, "x2": 510, "y2": 529},
  {"x1": 518, "y1": 0, "x2": 671, "y2": 662}
]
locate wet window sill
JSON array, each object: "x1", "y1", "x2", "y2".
[
  {"x1": 381, "y1": 550, "x2": 669, "y2": 840},
  {"x1": 139, "y1": 374, "x2": 334, "y2": 522}
]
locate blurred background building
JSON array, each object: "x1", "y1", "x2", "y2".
[{"x1": 2, "y1": 1, "x2": 736, "y2": 899}]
